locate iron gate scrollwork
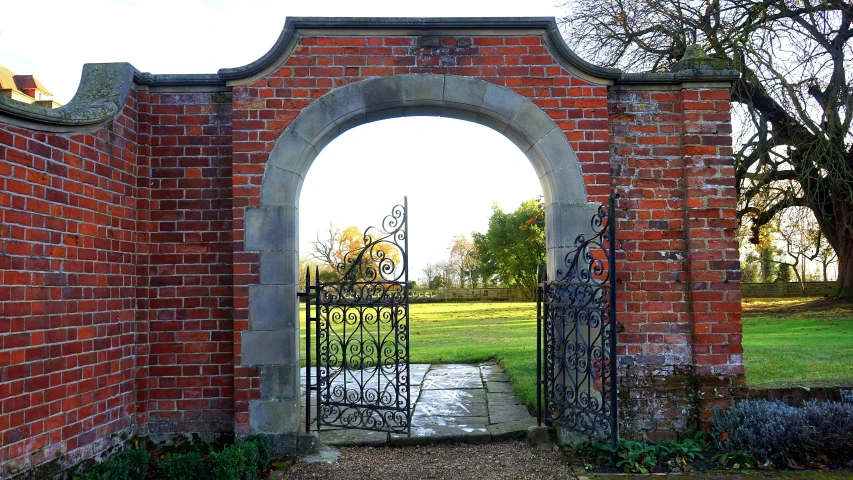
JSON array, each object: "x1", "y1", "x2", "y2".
[
  {"x1": 303, "y1": 198, "x2": 411, "y2": 435},
  {"x1": 537, "y1": 194, "x2": 618, "y2": 447}
]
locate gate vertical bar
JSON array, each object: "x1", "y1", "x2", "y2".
[
  {"x1": 305, "y1": 267, "x2": 311, "y2": 433},
  {"x1": 314, "y1": 265, "x2": 321, "y2": 431},
  {"x1": 608, "y1": 194, "x2": 618, "y2": 448},
  {"x1": 403, "y1": 196, "x2": 411, "y2": 436},
  {"x1": 536, "y1": 264, "x2": 542, "y2": 427}
]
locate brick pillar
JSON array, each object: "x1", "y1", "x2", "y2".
[{"x1": 679, "y1": 81, "x2": 747, "y2": 422}]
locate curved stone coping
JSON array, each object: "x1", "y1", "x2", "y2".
[
  {"x1": 260, "y1": 73, "x2": 588, "y2": 208},
  {"x1": 0, "y1": 63, "x2": 229, "y2": 133},
  {"x1": 0, "y1": 63, "x2": 135, "y2": 133},
  {"x1": 218, "y1": 16, "x2": 622, "y2": 86}
]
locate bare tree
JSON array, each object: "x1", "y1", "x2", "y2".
[
  {"x1": 311, "y1": 223, "x2": 343, "y2": 267},
  {"x1": 448, "y1": 234, "x2": 479, "y2": 288},
  {"x1": 560, "y1": 0, "x2": 853, "y2": 297},
  {"x1": 818, "y1": 236, "x2": 839, "y2": 282},
  {"x1": 773, "y1": 207, "x2": 821, "y2": 288},
  {"x1": 421, "y1": 261, "x2": 439, "y2": 289}
]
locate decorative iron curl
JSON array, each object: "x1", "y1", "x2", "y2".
[
  {"x1": 333, "y1": 202, "x2": 407, "y2": 284},
  {"x1": 553, "y1": 202, "x2": 614, "y2": 285}
]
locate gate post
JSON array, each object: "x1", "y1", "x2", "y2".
[{"x1": 243, "y1": 205, "x2": 319, "y2": 454}]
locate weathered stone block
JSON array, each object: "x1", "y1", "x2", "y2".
[
  {"x1": 511, "y1": 100, "x2": 555, "y2": 144},
  {"x1": 244, "y1": 206, "x2": 298, "y2": 252},
  {"x1": 248, "y1": 284, "x2": 298, "y2": 331},
  {"x1": 260, "y1": 250, "x2": 299, "y2": 285},
  {"x1": 267, "y1": 129, "x2": 315, "y2": 175},
  {"x1": 259, "y1": 364, "x2": 300, "y2": 400},
  {"x1": 249, "y1": 399, "x2": 299, "y2": 434},
  {"x1": 291, "y1": 102, "x2": 337, "y2": 145},
  {"x1": 481, "y1": 81, "x2": 525, "y2": 122},
  {"x1": 444, "y1": 75, "x2": 487, "y2": 107},
  {"x1": 401, "y1": 74, "x2": 444, "y2": 103},
  {"x1": 260, "y1": 166, "x2": 303, "y2": 207},
  {"x1": 241, "y1": 330, "x2": 298, "y2": 365}
]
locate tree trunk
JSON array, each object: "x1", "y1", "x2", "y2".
[
  {"x1": 813, "y1": 196, "x2": 853, "y2": 298},
  {"x1": 836, "y1": 243, "x2": 853, "y2": 298}
]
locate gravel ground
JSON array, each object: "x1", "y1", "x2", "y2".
[{"x1": 281, "y1": 440, "x2": 577, "y2": 480}]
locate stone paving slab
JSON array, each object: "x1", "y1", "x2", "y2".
[
  {"x1": 411, "y1": 415, "x2": 490, "y2": 427},
  {"x1": 480, "y1": 364, "x2": 510, "y2": 382},
  {"x1": 416, "y1": 389, "x2": 487, "y2": 417},
  {"x1": 318, "y1": 428, "x2": 388, "y2": 447},
  {"x1": 299, "y1": 362, "x2": 538, "y2": 447},
  {"x1": 421, "y1": 364, "x2": 483, "y2": 390},
  {"x1": 487, "y1": 418, "x2": 539, "y2": 441},
  {"x1": 484, "y1": 380, "x2": 514, "y2": 393}
]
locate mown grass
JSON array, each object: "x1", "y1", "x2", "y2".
[
  {"x1": 742, "y1": 297, "x2": 853, "y2": 388},
  {"x1": 300, "y1": 297, "x2": 853, "y2": 410}
]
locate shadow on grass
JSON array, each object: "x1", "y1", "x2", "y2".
[{"x1": 743, "y1": 297, "x2": 853, "y2": 319}]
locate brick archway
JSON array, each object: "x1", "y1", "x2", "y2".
[
  {"x1": 0, "y1": 16, "x2": 745, "y2": 474},
  {"x1": 242, "y1": 73, "x2": 600, "y2": 446}
]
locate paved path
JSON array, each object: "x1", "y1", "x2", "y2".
[{"x1": 300, "y1": 362, "x2": 537, "y2": 446}]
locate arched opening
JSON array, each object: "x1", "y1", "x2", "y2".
[
  {"x1": 243, "y1": 74, "x2": 601, "y2": 439},
  {"x1": 297, "y1": 115, "x2": 542, "y2": 440}
]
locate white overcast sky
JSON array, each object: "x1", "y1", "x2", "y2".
[{"x1": 0, "y1": 0, "x2": 573, "y2": 282}]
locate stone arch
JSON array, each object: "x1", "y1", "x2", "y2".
[{"x1": 242, "y1": 74, "x2": 600, "y2": 442}]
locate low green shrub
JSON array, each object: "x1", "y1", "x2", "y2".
[
  {"x1": 211, "y1": 445, "x2": 244, "y2": 480},
  {"x1": 74, "y1": 448, "x2": 147, "y2": 480},
  {"x1": 711, "y1": 399, "x2": 853, "y2": 467},
  {"x1": 243, "y1": 434, "x2": 272, "y2": 471},
  {"x1": 579, "y1": 433, "x2": 708, "y2": 473},
  {"x1": 237, "y1": 442, "x2": 259, "y2": 480},
  {"x1": 158, "y1": 451, "x2": 203, "y2": 480}
]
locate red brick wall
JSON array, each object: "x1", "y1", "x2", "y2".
[
  {"x1": 609, "y1": 84, "x2": 744, "y2": 437},
  {"x1": 0, "y1": 93, "x2": 140, "y2": 475},
  {"x1": 678, "y1": 87, "x2": 746, "y2": 419},
  {"x1": 134, "y1": 90, "x2": 235, "y2": 438}
]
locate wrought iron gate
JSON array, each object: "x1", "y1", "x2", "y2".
[
  {"x1": 303, "y1": 199, "x2": 411, "y2": 435},
  {"x1": 537, "y1": 194, "x2": 618, "y2": 447}
]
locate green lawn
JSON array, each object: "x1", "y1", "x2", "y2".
[
  {"x1": 742, "y1": 297, "x2": 853, "y2": 388},
  {"x1": 299, "y1": 297, "x2": 853, "y2": 411}
]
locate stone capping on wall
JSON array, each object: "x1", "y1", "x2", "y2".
[{"x1": 0, "y1": 63, "x2": 136, "y2": 133}]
